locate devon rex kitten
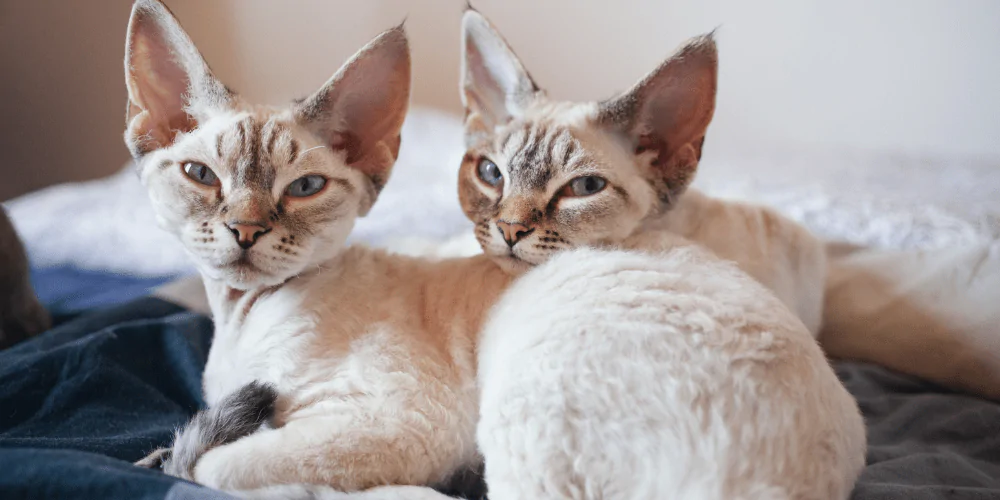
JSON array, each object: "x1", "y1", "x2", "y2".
[
  {"x1": 459, "y1": 10, "x2": 863, "y2": 500},
  {"x1": 127, "y1": 0, "x2": 510, "y2": 493},
  {"x1": 127, "y1": 2, "x2": 863, "y2": 498},
  {"x1": 455, "y1": 10, "x2": 826, "y2": 337}
]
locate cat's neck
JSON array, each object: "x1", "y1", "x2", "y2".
[
  {"x1": 202, "y1": 277, "x2": 282, "y2": 334},
  {"x1": 199, "y1": 258, "x2": 335, "y2": 333},
  {"x1": 198, "y1": 245, "x2": 514, "y2": 341},
  {"x1": 643, "y1": 187, "x2": 714, "y2": 238}
]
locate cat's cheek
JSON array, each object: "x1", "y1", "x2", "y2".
[
  {"x1": 147, "y1": 187, "x2": 193, "y2": 236},
  {"x1": 151, "y1": 207, "x2": 187, "y2": 237}
]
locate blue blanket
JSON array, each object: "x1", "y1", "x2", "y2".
[
  {"x1": 0, "y1": 296, "x2": 217, "y2": 499},
  {"x1": 1, "y1": 268, "x2": 999, "y2": 499}
]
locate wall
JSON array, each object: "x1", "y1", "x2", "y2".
[
  {"x1": 0, "y1": 0, "x2": 134, "y2": 201},
  {"x1": 2, "y1": 0, "x2": 998, "y2": 200}
]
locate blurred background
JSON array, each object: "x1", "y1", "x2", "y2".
[{"x1": 1, "y1": 0, "x2": 998, "y2": 201}]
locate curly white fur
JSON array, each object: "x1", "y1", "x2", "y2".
[{"x1": 477, "y1": 237, "x2": 866, "y2": 500}]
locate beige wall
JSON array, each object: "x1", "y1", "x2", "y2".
[
  {"x1": 3, "y1": 0, "x2": 998, "y2": 201},
  {"x1": 0, "y1": 0, "x2": 134, "y2": 201}
]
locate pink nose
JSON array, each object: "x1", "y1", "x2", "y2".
[
  {"x1": 496, "y1": 220, "x2": 534, "y2": 248},
  {"x1": 226, "y1": 222, "x2": 270, "y2": 249}
]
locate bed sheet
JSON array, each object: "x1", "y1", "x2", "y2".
[{"x1": 30, "y1": 266, "x2": 176, "y2": 316}]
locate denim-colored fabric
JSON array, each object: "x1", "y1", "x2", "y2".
[{"x1": 0, "y1": 298, "x2": 218, "y2": 500}]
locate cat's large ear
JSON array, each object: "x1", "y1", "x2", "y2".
[
  {"x1": 461, "y1": 9, "x2": 541, "y2": 143},
  {"x1": 124, "y1": 0, "x2": 234, "y2": 158},
  {"x1": 294, "y1": 26, "x2": 410, "y2": 200},
  {"x1": 599, "y1": 33, "x2": 718, "y2": 204}
]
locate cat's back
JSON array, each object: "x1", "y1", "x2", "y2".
[
  {"x1": 477, "y1": 246, "x2": 864, "y2": 500},
  {"x1": 650, "y1": 189, "x2": 826, "y2": 336},
  {"x1": 302, "y1": 246, "x2": 511, "y2": 341}
]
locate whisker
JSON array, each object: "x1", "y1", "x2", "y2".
[{"x1": 300, "y1": 145, "x2": 327, "y2": 157}]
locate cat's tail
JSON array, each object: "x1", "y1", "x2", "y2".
[
  {"x1": 233, "y1": 484, "x2": 458, "y2": 500},
  {"x1": 136, "y1": 381, "x2": 278, "y2": 478}
]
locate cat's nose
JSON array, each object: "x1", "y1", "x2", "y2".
[
  {"x1": 496, "y1": 220, "x2": 535, "y2": 248},
  {"x1": 226, "y1": 221, "x2": 270, "y2": 249}
]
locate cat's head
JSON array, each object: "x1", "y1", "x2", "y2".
[
  {"x1": 124, "y1": 0, "x2": 409, "y2": 289},
  {"x1": 458, "y1": 9, "x2": 716, "y2": 272}
]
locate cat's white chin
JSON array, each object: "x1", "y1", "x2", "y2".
[
  {"x1": 209, "y1": 259, "x2": 288, "y2": 290},
  {"x1": 491, "y1": 252, "x2": 537, "y2": 275},
  {"x1": 229, "y1": 272, "x2": 287, "y2": 291}
]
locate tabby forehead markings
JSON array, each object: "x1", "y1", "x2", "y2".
[
  {"x1": 500, "y1": 121, "x2": 582, "y2": 190},
  {"x1": 287, "y1": 140, "x2": 300, "y2": 164},
  {"x1": 234, "y1": 116, "x2": 268, "y2": 188},
  {"x1": 215, "y1": 116, "x2": 304, "y2": 192},
  {"x1": 263, "y1": 121, "x2": 284, "y2": 158},
  {"x1": 215, "y1": 133, "x2": 225, "y2": 160}
]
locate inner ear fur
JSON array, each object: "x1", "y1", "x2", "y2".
[
  {"x1": 293, "y1": 25, "x2": 411, "y2": 202},
  {"x1": 460, "y1": 8, "x2": 541, "y2": 145},
  {"x1": 123, "y1": 0, "x2": 234, "y2": 158},
  {"x1": 599, "y1": 33, "x2": 718, "y2": 203}
]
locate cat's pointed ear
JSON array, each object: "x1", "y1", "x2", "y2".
[
  {"x1": 461, "y1": 9, "x2": 540, "y2": 141},
  {"x1": 294, "y1": 26, "x2": 410, "y2": 197},
  {"x1": 599, "y1": 33, "x2": 718, "y2": 204},
  {"x1": 124, "y1": 0, "x2": 234, "y2": 158}
]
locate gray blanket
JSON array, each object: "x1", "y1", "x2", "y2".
[{"x1": 838, "y1": 362, "x2": 1000, "y2": 499}]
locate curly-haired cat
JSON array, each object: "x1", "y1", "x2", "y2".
[
  {"x1": 126, "y1": 2, "x2": 862, "y2": 499},
  {"x1": 125, "y1": 1, "x2": 508, "y2": 494},
  {"x1": 458, "y1": 10, "x2": 863, "y2": 499}
]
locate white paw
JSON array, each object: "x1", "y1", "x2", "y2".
[
  {"x1": 193, "y1": 446, "x2": 238, "y2": 490},
  {"x1": 362, "y1": 486, "x2": 456, "y2": 500}
]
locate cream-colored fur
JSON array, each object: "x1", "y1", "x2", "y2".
[
  {"x1": 646, "y1": 189, "x2": 826, "y2": 335},
  {"x1": 478, "y1": 233, "x2": 866, "y2": 500},
  {"x1": 195, "y1": 250, "x2": 509, "y2": 491},
  {"x1": 822, "y1": 242, "x2": 1000, "y2": 400}
]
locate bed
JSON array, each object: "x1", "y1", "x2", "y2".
[{"x1": 2, "y1": 109, "x2": 999, "y2": 499}]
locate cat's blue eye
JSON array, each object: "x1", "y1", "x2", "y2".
[
  {"x1": 286, "y1": 175, "x2": 327, "y2": 198},
  {"x1": 565, "y1": 176, "x2": 607, "y2": 197},
  {"x1": 477, "y1": 158, "x2": 503, "y2": 187},
  {"x1": 182, "y1": 162, "x2": 219, "y2": 187}
]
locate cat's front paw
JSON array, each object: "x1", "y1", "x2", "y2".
[
  {"x1": 192, "y1": 444, "x2": 250, "y2": 490},
  {"x1": 135, "y1": 447, "x2": 173, "y2": 470}
]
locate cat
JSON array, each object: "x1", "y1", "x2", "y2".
[
  {"x1": 127, "y1": 1, "x2": 862, "y2": 498},
  {"x1": 454, "y1": 12, "x2": 826, "y2": 337},
  {"x1": 457, "y1": 10, "x2": 864, "y2": 499},
  {"x1": 126, "y1": 0, "x2": 506, "y2": 494},
  {"x1": 0, "y1": 206, "x2": 50, "y2": 350}
]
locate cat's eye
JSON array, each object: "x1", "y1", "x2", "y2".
[
  {"x1": 477, "y1": 158, "x2": 503, "y2": 187},
  {"x1": 563, "y1": 176, "x2": 607, "y2": 197},
  {"x1": 286, "y1": 175, "x2": 327, "y2": 198},
  {"x1": 182, "y1": 162, "x2": 219, "y2": 187}
]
